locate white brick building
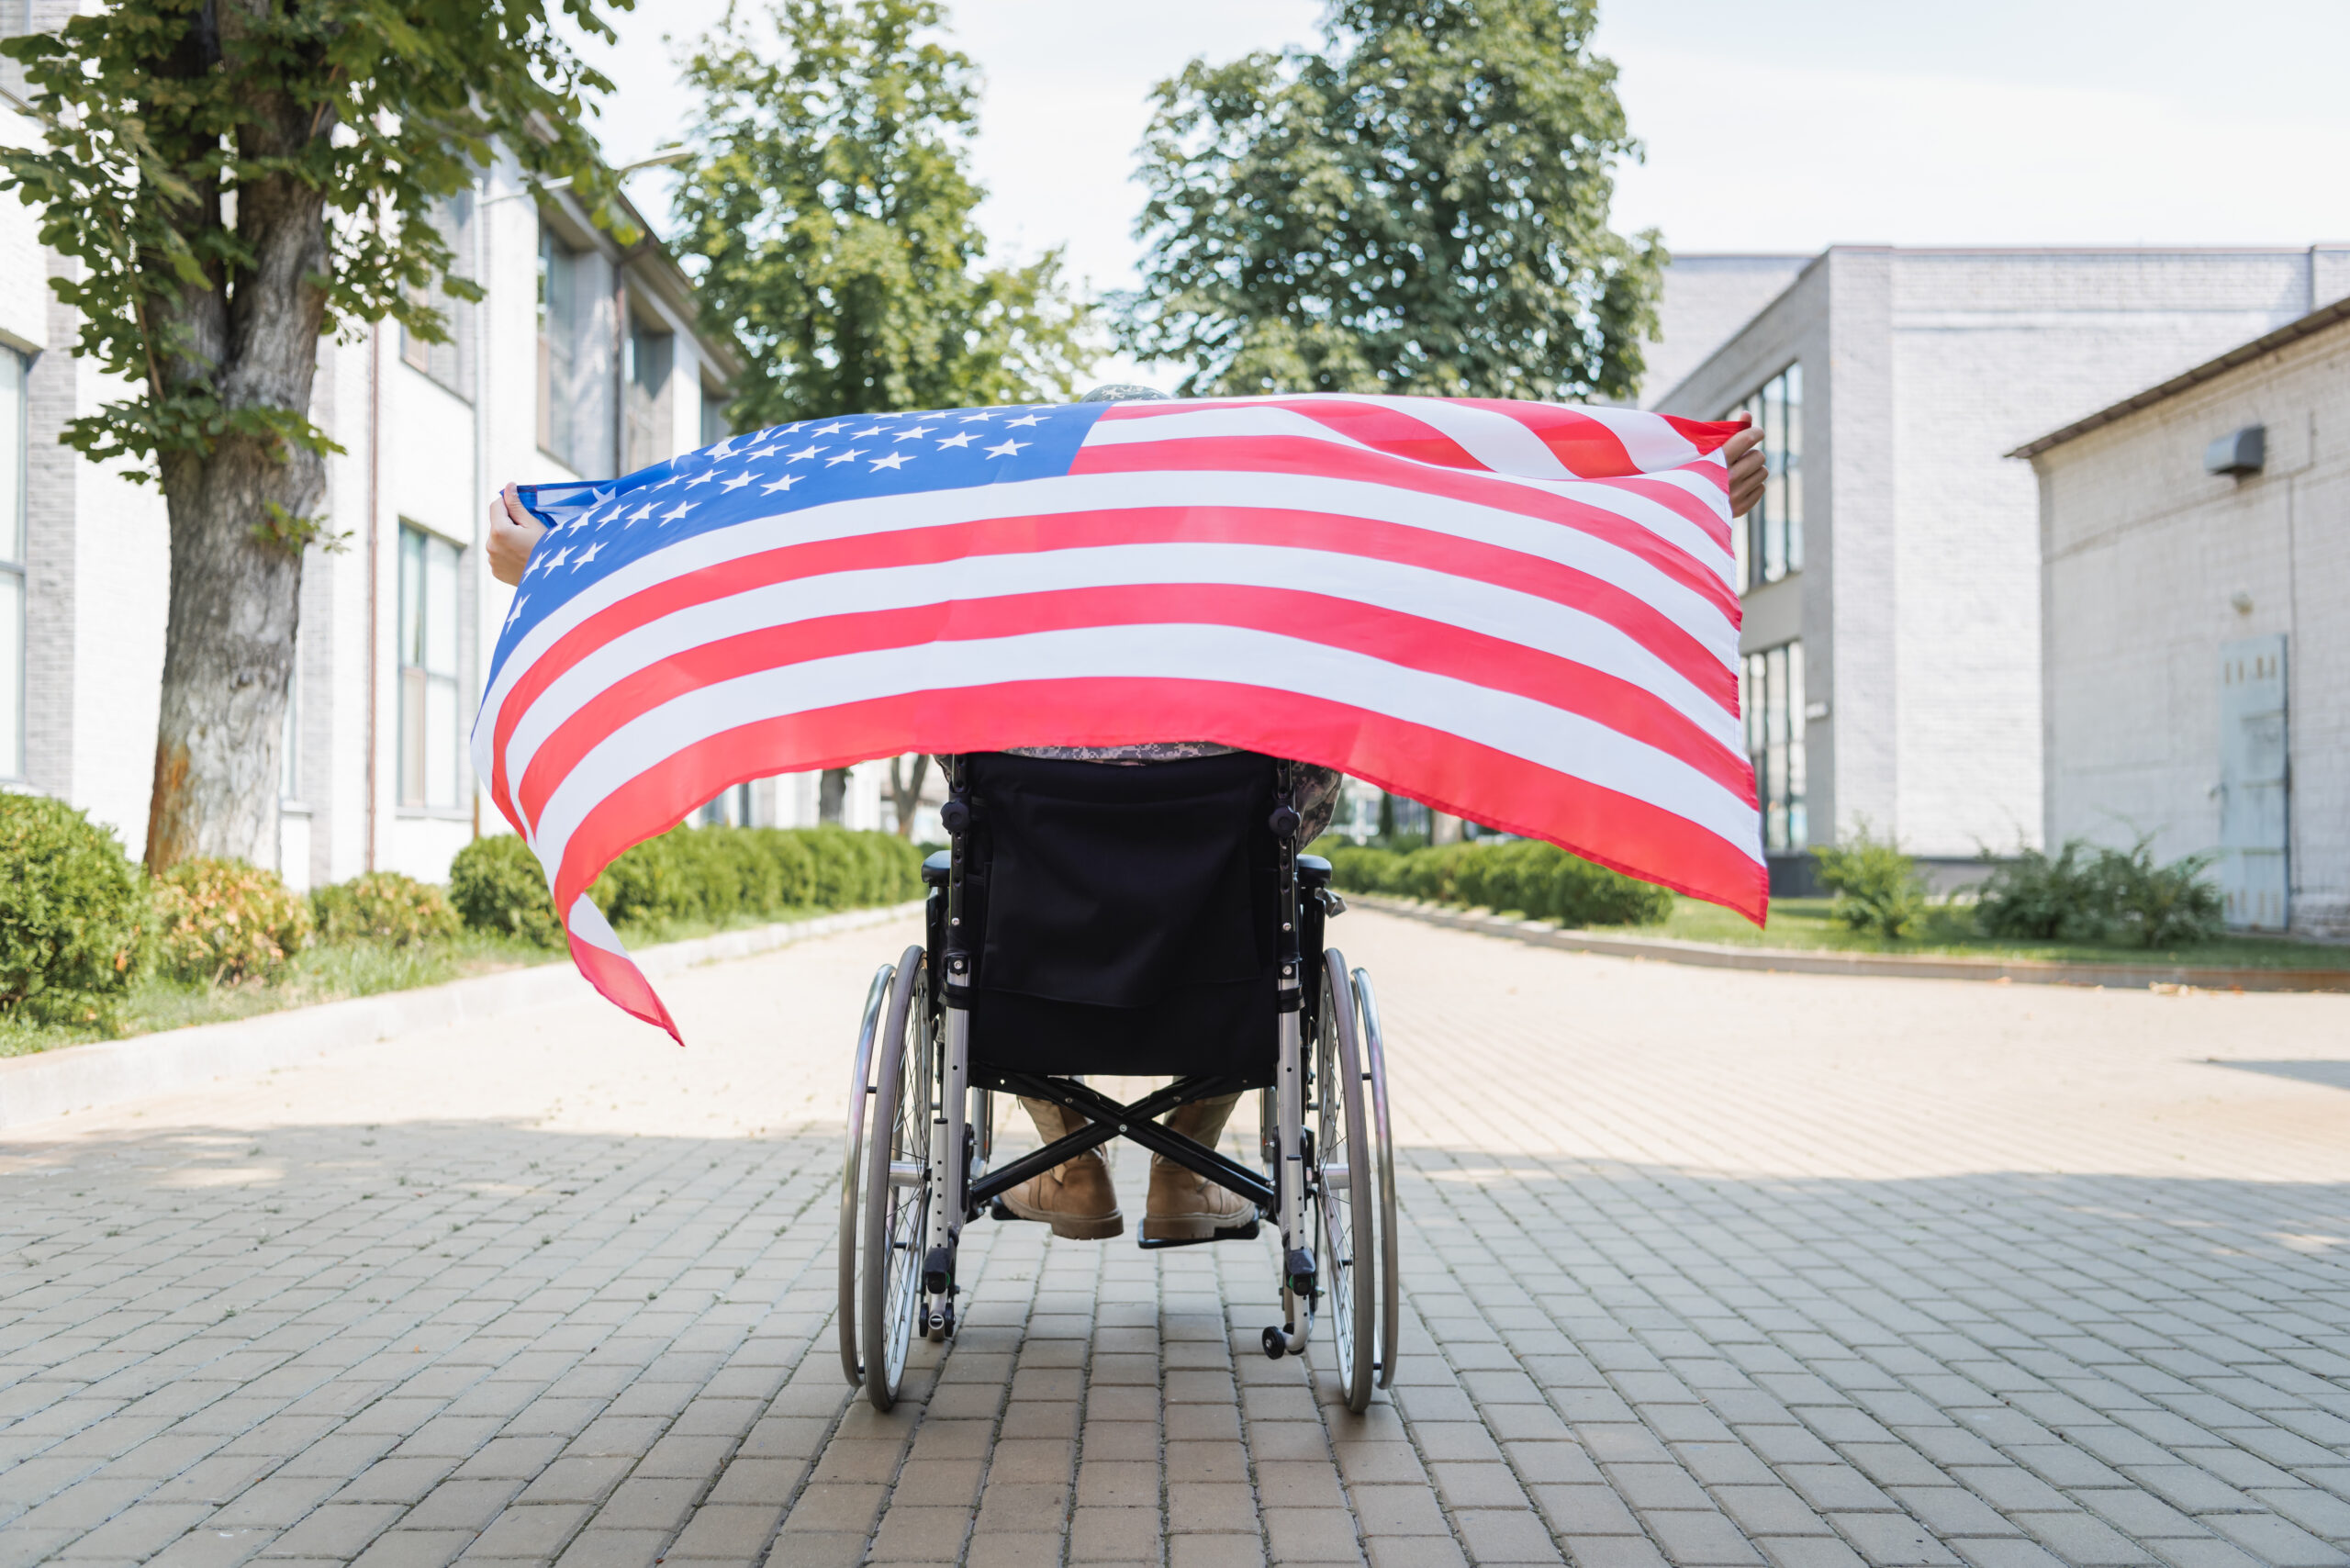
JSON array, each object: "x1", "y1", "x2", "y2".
[
  {"x1": 1646, "y1": 245, "x2": 2350, "y2": 886},
  {"x1": 2018, "y1": 299, "x2": 2350, "y2": 939}
]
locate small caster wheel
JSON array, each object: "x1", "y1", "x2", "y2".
[{"x1": 1262, "y1": 1326, "x2": 1286, "y2": 1361}]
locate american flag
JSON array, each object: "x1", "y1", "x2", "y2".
[{"x1": 479, "y1": 395, "x2": 1759, "y2": 1039}]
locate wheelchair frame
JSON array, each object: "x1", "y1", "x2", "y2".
[{"x1": 837, "y1": 756, "x2": 1401, "y2": 1412}]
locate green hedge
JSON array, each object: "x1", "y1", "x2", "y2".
[
  {"x1": 451, "y1": 823, "x2": 924, "y2": 945},
  {"x1": 1325, "y1": 837, "x2": 1671, "y2": 927},
  {"x1": 0, "y1": 794, "x2": 150, "y2": 1029}
]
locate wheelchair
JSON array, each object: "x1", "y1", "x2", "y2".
[{"x1": 836, "y1": 751, "x2": 1401, "y2": 1412}]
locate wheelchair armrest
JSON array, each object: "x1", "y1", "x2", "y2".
[
  {"x1": 1297, "y1": 854, "x2": 1332, "y2": 890},
  {"x1": 922, "y1": 849, "x2": 952, "y2": 889}
]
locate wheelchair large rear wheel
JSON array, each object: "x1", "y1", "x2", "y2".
[
  {"x1": 838, "y1": 960, "x2": 898, "y2": 1388},
  {"x1": 1311, "y1": 948, "x2": 1377, "y2": 1412},
  {"x1": 861, "y1": 946, "x2": 933, "y2": 1410},
  {"x1": 1352, "y1": 968, "x2": 1400, "y2": 1389}
]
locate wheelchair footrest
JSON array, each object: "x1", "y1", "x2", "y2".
[{"x1": 1136, "y1": 1218, "x2": 1260, "y2": 1250}]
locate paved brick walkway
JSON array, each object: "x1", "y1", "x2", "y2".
[{"x1": 4, "y1": 910, "x2": 2349, "y2": 1568}]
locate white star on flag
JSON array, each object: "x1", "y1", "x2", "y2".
[
  {"x1": 720, "y1": 471, "x2": 755, "y2": 491},
  {"x1": 1005, "y1": 413, "x2": 1046, "y2": 428},
  {"x1": 542, "y1": 545, "x2": 572, "y2": 571},
  {"x1": 870, "y1": 452, "x2": 912, "y2": 471},
  {"x1": 786, "y1": 445, "x2": 822, "y2": 462},
  {"x1": 892, "y1": 425, "x2": 933, "y2": 442},
  {"x1": 661, "y1": 502, "x2": 698, "y2": 523},
  {"x1": 812, "y1": 421, "x2": 848, "y2": 435},
  {"x1": 686, "y1": 470, "x2": 718, "y2": 487},
  {"x1": 761, "y1": 474, "x2": 801, "y2": 494},
  {"x1": 572, "y1": 541, "x2": 603, "y2": 568},
  {"x1": 984, "y1": 439, "x2": 1028, "y2": 458},
  {"x1": 825, "y1": 449, "x2": 867, "y2": 465},
  {"x1": 629, "y1": 503, "x2": 656, "y2": 524},
  {"x1": 958, "y1": 410, "x2": 996, "y2": 422},
  {"x1": 748, "y1": 444, "x2": 780, "y2": 459},
  {"x1": 936, "y1": 431, "x2": 975, "y2": 449}
]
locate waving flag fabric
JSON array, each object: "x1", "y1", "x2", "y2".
[{"x1": 477, "y1": 395, "x2": 1760, "y2": 1039}]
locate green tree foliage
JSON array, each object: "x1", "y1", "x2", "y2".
[
  {"x1": 0, "y1": 1, "x2": 633, "y2": 869},
  {"x1": 1123, "y1": 0, "x2": 1662, "y2": 398},
  {"x1": 674, "y1": 0, "x2": 1096, "y2": 430}
]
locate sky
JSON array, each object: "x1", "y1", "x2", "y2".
[{"x1": 571, "y1": 0, "x2": 2350, "y2": 385}]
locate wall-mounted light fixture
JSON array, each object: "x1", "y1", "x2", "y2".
[{"x1": 2205, "y1": 425, "x2": 2266, "y2": 476}]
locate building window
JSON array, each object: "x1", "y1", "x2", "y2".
[
  {"x1": 397, "y1": 523, "x2": 462, "y2": 810},
  {"x1": 698, "y1": 783, "x2": 753, "y2": 828},
  {"x1": 1742, "y1": 640, "x2": 1806, "y2": 853},
  {"x1": 623, "y1": 317, "x2": 673, "y2": 472},
  {"x1": 399, "y1": 193, "x2": 476, "y2": 397},
  {"x1": 1730, "y1": 363, "x2": 1802, "y2": 593},
  {"x1": 700, "y1": 385, "x2": 731, "y2": 450},
  {"x1": 537, "y1": 225, "x2": 586, "y2": 470},
  {"x1": 0, "y1": 349, "x2": 24, "y2": 780}
]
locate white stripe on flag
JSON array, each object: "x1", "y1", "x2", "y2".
[{"x1": 524, "y1": 622, "x2": 1765, "y2": 890}]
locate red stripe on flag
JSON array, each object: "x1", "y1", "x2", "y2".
[
  {"x1": 545, "y1": 678, "x2": 1767, "y2": 964},
  {"x1": 567, "y1": 929, "x2": 682, "y2": 1043},
  {"x1": 1102, "y1": 397, "x2": 1491, "y2": 472},
  {"x1": 1066, "y1": 436, "x2": 1737, "y2": 614},
  {"x1": 507, "y1": 580, "x2": 1751, "y2": 831}
]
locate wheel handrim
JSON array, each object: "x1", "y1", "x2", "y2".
[
  {"x1": 863, "y1": 946, "x2": 931, "y2": 1408},
  {"x1": 1313, "y1": 951, "x2": 1375, "y2": 1409}
]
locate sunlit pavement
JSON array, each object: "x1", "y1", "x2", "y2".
[{"x1": 4, "y1": 910, "x2": 2350, "y2": 1568}]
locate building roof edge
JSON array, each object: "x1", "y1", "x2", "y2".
[{"x1": 2006, "y1": 293, "x2": 2350, "y2": 460}]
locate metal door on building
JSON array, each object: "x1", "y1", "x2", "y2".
[{"x1": 2218, "y1": 633, "x2": 2288, "y2": 930}]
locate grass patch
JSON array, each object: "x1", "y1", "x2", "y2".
[
  {"x1": 1624, "y1": 895, "x2": 2348, "y2": 970},
  {"x1": 0, "y1": 902, "x2": 878, "y2": 1060}
]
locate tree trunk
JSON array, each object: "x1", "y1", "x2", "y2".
[
  {"x1": 1430, "y1": 812, "x2": 1463, "y2": 846},
  {"x1": 144, "y1": 443, "x2": 320, "y2": 871},
  {"x1": 886, "y1": 754, "x2": 929, "y2": 839},
  {"x1": 140, "y1": 28, "x2": 331, "y2": 874},
  {"x1": 818, "y1": 767, "x2": 851, "y2": 825}
]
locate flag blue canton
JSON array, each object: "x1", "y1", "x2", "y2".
[{"x1": 497, "y1": 401, "x2": 1109, "y2": 673}]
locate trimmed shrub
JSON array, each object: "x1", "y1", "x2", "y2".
[
  {"x1": 1810, "y1": 822, "x2": 1926, "y2": 937},
  {"x1": 2105, "y1": 842, "x2": 2224, "y2": 947},
  {"x1": 1973, "y1": 841, "x2": 2103, "y2": 941},
  {"x1": 311, "y1": 871, "x2": 461, "y2": 946},
  {"x1": 0, "y1": 794, "x2": 149, "y2": 1030},
  {"x1": 151, "y1": 858, "x2": 311, "y2": 985},
  {"x1": 450, "y1": 834, "x2": 565, "y2": 946},
  {"x1": 1974, "y1": 835, "x2": 2224, "y2": 948},
  {"x1": 1326, "y1": 837, "x2": 1670, "y2": 927}
]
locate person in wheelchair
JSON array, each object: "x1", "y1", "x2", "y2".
[{"x1": 986, "y1": 735, "x2": 1347, "y2": 1247}]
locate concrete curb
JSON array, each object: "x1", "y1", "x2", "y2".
[
  {"x1": 0, "y1": 902, "x2": 923, "y2": 1132},
  {"x1": 1355, "y1": 895, "x2": 2350, "y2": 994}
]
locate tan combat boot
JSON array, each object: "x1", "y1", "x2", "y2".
[
  {"x1": 999, "y1": 1096, "x2": 1124, "y2": 1239},
  {"x1": 1144, "y1": 1092, "x2": 1259, "y2": 1243}
]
